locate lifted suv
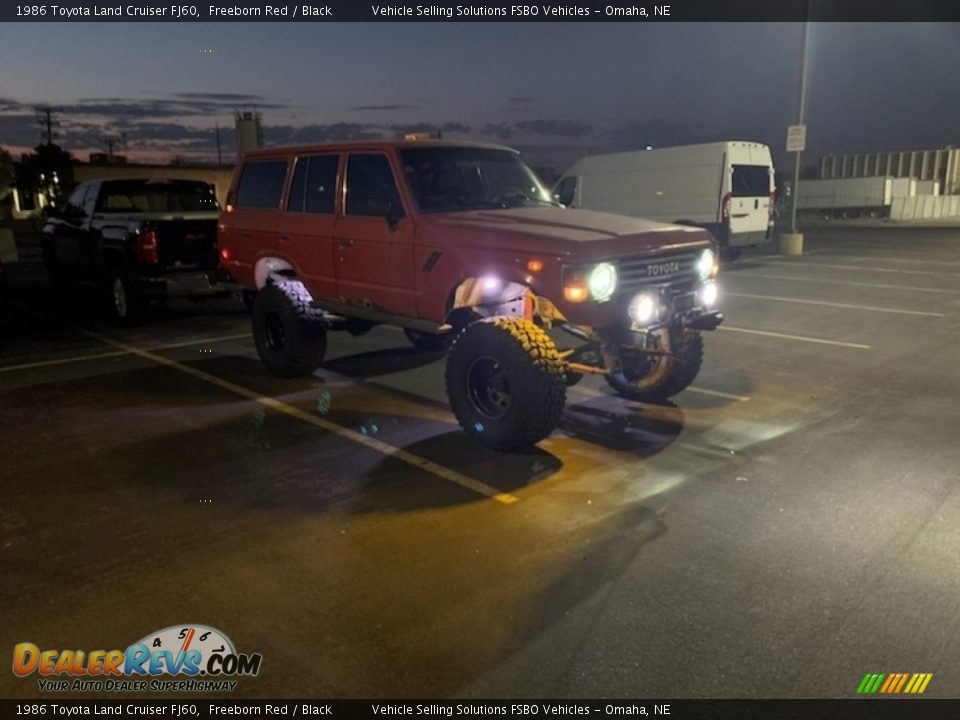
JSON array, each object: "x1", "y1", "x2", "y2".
[{"x1": 218, "y1": 140, "x2": 723, "y2": 450}]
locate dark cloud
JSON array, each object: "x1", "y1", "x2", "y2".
[
  {"x1": 515, "y1": 120, "x2": 592, "y2": 138},
  {"x1": 480, "y1": 123, "x2": 513, "y2": 140},
  {"x1": 606, "y1": 118, "x2": 698, "y2": 150},
  {"x1": 508, "y1": 97, "x2": 535, "y2": 105},
  {"x1": 351, "y1": 104, "x2": 421, "y2": 111},
  {"x1": 171, "y1": 92, "x2": 268, "y2": 102}
]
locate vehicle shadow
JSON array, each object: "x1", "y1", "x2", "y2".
[
  {"x1": 321, "y1": 345, "x2": 446, "y2": 378},
  {"x1": 560, "y1": 396, "x2": 684, "y2": 456}
]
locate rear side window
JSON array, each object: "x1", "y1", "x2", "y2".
[
  {"x1": 235, "y1": 160, "x2": 288, "y2": 209},
  {"x1": 345, "y1": 154, "x2": 404, "y2": 217},
  {"x1": 731, "y1": 165, "x2": 770, "y2": 197},
  {"x1": 287, "y1": 155, "x2": 339, "y2": 214}
]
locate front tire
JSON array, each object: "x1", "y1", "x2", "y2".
[
  {"x1": 252, "y1": 281, "x2": 327, "y2": 378},
  {"x1": 605, "y1": 328, "x2": 704, "y2": 402},
  {"x1": 445, "y1": 317, "x2": 566, "y2": 451}
]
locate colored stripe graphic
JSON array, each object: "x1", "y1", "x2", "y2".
[{"x1": 857, "y1": 672, "x2": 932, "y2": 694}]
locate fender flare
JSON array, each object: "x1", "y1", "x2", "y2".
[{"x1": 254, "y1": 256, "x2": 296, "y2": 289}]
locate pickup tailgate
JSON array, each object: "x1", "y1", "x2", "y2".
[{"x1": 151, "y1": 214, "x2": 220, "y2": 271}]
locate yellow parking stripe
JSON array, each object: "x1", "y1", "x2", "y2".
[{"x1": 80, "y1": 330, "x2": 519, "y2": 506}]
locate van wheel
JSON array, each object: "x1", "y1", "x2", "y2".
[
  {"x1": 404, "y1": 328, "x2": 451, "y2": 352},
  {"x1": 605, "y1": 328, "x2": 703, "y2": 402},
  {"x1": 252, "y1": 281, "x2": 327, "y2": 378},
  {"x1": 445, "y1": 317, "x2": 566, "y2": 450},
  {"x1": 720, "y1": 248, "x2": 742, "y2": 263}
]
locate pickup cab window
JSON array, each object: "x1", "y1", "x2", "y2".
[{"x1": 95, "y1": 180, "x2": 219, "y2": 213}]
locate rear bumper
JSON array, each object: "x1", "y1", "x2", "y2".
[{"x1": 140, "y1": 268, "x2": 237, "y2": 299}]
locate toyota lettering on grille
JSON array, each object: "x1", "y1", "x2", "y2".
[{"x1": 645, "y1": 260, "x2": 681, "y2": 277}]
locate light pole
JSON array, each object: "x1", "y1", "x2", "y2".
[{"x1": 781, "y1": 4, "x2": 811, "y2": 255}]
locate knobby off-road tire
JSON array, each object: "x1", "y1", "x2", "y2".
[
  {"x1": 605, "y1": 328, "x2": 704, "y2": 402},
  {"x1": 252, "y1": 281, "x2": 327, "y2": 378},
  {"x1": 404, "y1": 327, "x2": 452, "y2": 352},
  {"x1": 445, "y1": 316, "x2": 566, "y2": 451}
]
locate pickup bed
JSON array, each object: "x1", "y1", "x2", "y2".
[{"x1": 41, "y1": 178, "x2": 230, "y2": 323}]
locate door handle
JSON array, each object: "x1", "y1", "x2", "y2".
[
  {"x1": 279, "y1": 235, "x2": 290, "y2": 243},
  {"x1": 338, "y1": 238, "x2": 354, "y2": 247}
]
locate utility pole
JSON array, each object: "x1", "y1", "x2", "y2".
[
  {"x1": 216, "y1": 122, "x2": 223, "y2": 167},
  {"x1": 36, "y1": 106, "x2": 59, "y2": 146}
]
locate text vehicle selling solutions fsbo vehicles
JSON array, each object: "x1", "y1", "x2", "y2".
[
  {"x1": 554, "y1": 141, "x2": 776, "y2": 260},
  {"x1": 218, "y1": 140, "x2": 723, "y2": 450}
]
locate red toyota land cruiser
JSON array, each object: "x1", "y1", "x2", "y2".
[{"x1": 218, "y1": 140, "x2": 722, "y2": 450}]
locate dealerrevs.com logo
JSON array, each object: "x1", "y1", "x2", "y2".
[{"x1": 13, "y1": 625, "x2": 262, "y2": 693}]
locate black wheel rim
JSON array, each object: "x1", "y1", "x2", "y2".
[
  {"x1": 467, "y1": 357, "x2": 512, "y2": 419},
  {"x1": 264, "y1": 311, "x2": 287, "y2": 352}
]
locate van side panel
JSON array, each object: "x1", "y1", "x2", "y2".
[{"x1": 560, "y1": 141, "x2": 775, "y2": 250}]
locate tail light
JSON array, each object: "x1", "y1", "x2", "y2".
[
  {"x1": 138, "y1": 229, "x2": 159, "y2": 265},
  {"x1": 768, "y1": 191, "x2": 776, "y2": 223},
  {"x1": 721, "y1": 192, "x2": 732, "y2": 224},
  {"x1": 220, "y1": 247, "x2": 231, "y2": 262}
]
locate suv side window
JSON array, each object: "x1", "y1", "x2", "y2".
[
  {"x1": 235, "y1": 160, "x2": 288, "y2": 209},
  {"x1": 345, "y1": 154, "x2": 404, "y2": 218},
  {"x1": 287, "y1": 155, "x2": 338, "y2": 214}
]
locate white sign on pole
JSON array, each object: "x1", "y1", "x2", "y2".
[{"x1": 786, "y1": 125, "x2": 807, "y2": 152}]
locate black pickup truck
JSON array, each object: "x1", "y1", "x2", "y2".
[{"x1": 41, "y1": 178, "x2": 230, "y2": 323}]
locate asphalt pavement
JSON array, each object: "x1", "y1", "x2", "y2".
[{"x1": 1, "y1": 225, "x2": 959, "y2": 699}]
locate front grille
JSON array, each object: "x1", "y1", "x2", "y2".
[{"x1": 618, "y1": 249, "x2": 702, "y2": 293}]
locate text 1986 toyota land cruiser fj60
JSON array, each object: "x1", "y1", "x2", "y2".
[{"x1": 218, "y1": 140, "x2": 723, "y2": 450}]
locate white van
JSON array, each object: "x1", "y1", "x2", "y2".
[{"x1": 554, "y1": 141, "x2": 775, "y2": 259}]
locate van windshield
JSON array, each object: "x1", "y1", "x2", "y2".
[
  {"x1": 731, "y1": 165, "x2": 771, "y2": 197},
  {"x1": 400, "y1": 146, "x2": 557, "y2": 212}
]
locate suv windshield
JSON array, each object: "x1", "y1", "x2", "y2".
[{"x1": 400, "y1": 146, "x2": 557, "y2": 212}]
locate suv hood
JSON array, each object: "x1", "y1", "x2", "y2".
[{"x1": 422, "y1": 207, "x2": 714, "y2": 258}]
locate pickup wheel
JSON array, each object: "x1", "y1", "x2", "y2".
[
  {"x1": 445, "y1": 317, "x2": 566, "y2": 451},
  {"x1": 404, "y1": 328, "x2": 451, "y2": 352},
  {"x1": 252, "y1": 281, "x2": 327, "y2": 378},
  {"x1": 605, "y1": 328, "x2": 704, "y2": 402},
  {"x1": 109, "y1": 270, "x2": 145, "y2": 326}
]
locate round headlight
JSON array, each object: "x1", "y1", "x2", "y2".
[
  {"x1": 588, "y1": 262, "x2": 618, "y2": 302},
  {"x1": 628, "y1": 293, "x2": 658, "y2": 325},
  {"x1": 696, "y1": 249, "x2": 716, "y2": 280},
  {"x1": 700, "y1": 280, "x2": 719, "y2": 307}
]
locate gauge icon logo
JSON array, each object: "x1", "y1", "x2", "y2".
[{"x1": 126, "y1": 624, "x2": 261, "y2": 677}]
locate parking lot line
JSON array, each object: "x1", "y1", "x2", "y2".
[
  {"x1": 719, "y1": 325, "x2": 871, "y2": 349},
  {"x1": 0, "y1": 332, "x2": 252, "y2": 374},
  {"x1": 79, "y1": 330, "x2": 520, "y2": 506},
  {"x1": 727, "y1": 271, "x2": 960, "y2": 295},
  {"x1": 571, "y1": 381, "x2": 750, "y2": 403},
  {"x1": 725, "y1": 292, "x2": 945, "y2": 317},
  {"x1": 810, "y1": 253, "x2": 960, "y2": 266},
  {"x1": 755, "y1": 257, "x2": 960, "y2": 277}
]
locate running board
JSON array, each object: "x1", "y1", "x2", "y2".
[{"x1": 311, "y1": 299, "x2": 450, "y2": 335}]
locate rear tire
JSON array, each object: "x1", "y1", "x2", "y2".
[
  {"x1": 252, "y1": 281, "x2": 327, "y2": 378},
  {"x1": 108, "y1": 270, "x2": 145, "y2": 326},
  {"x1": 404, "y1": 327, "x2": 451, "y2": 352},
  {"x1": 605, "y1": 328, "x2": 704, "y2": 402},
  {"x1": 720, "y1": 247, "x2": 742, "y2": 263},
  {"x1": 445, "y1": 316, "x2": 566, "y2": 450}
]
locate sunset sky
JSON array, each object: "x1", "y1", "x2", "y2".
[{"x1": 1, "y1": 22, "x2": 958, "y2": 171}]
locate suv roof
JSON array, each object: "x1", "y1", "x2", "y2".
[{"x1": 240, "y1": 138, "x2": 518, "y2": 159}]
